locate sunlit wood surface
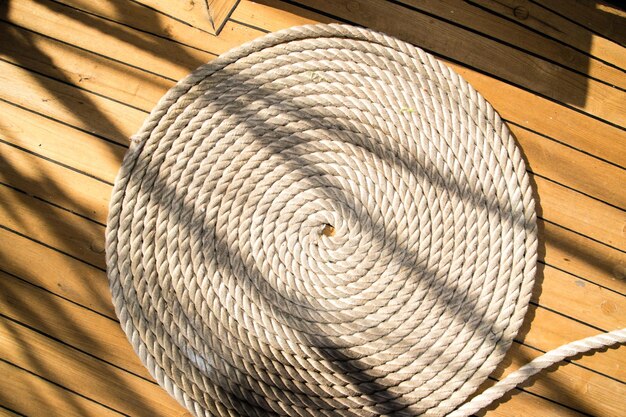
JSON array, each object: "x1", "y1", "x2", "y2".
[{"x1": 0, "y1": 0, "x2": 624, "y2": 416}]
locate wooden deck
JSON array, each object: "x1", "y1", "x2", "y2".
[{"x1": 0, "y1": 0, "x2": 624, "y2": 415}]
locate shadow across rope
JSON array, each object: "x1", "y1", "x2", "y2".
[{"x1": 106, "y1": 24, "x2": 624, "y2": 416}]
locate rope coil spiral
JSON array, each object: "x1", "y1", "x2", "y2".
[{"x1": 106, "y1": 24, "x2": 623, "y2": 416}]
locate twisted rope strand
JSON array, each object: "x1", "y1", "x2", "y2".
[
  {"x1": 105, "y1": 23, "x2": 622, "y2": 417},
  {"x1": 450, "y1": 328, "x2": 626, "y2": 416}
]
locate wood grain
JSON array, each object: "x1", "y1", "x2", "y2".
[
  {"x1": 207, "y1": 0, "x2": 240, "y2": 33},
  {"x1": 289, "y1": 0, "x2": 626, "y2": 126},
  {"x1": 0, "y1": 271, "x2": 151, "y2": 380},
  {"x1": 232, "y1": 0, "x2": 626, "y2": 167},
  {"x1": 538, "y1": 0, "x2": 626, "y2": 46},
  {"x1": 468, "y1": 0, "x2": 626, "y2": 69},
  {"x1": 0, "y1": 0, "x2": 624, "y2": 415},
  {"x1": 399, "y1": 0, "x2": 626, "y2": 87},
  {"x1": 0, "y1": 360, "x2": 123, "y2": 417},
  {"x1": 0, "y1": 317, "x2": 187, "y2": 417},
  {"x1": 0, "y1": 227, "x2": 114, "y2": 318}
]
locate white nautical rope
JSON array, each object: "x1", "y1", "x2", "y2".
[
  {"x1": 450, "y1": 328, "x2": 626, "y2": 416},
  {"x1": 106, "y1": 23, "x2": 622, "y2": 417}
]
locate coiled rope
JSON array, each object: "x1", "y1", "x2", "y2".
[{"x1": 106, "y1": 24, "x2": 625, "y2": 416}]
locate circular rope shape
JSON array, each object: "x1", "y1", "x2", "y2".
[{"x1": 106, "y1": 24, "x2": 537, "y2": 417}]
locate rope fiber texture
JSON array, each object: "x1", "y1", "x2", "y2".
[{"x1": 106, "y1": 23, "x2": 623, "y2": 416}]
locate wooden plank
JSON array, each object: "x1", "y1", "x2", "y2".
[
  {"x1": 0, "y1": 184, "x2": 106, "y2": 269},
  {"x1": 1, "y1": 200, "x2": 626, "y2": 412},
  {"x1": 0, "y1": 360, "x2": 123, "y2": 417},
  {"x1": 0, "y1": 407, "x2": 23, "y2": 417},
  {"x1": 0, "y1": 407, "x2": 24, "y2": 417},
  {"x1": 538, "y1": 0, "x2": 626, "y2": 47},
  {"x1": 532, "y1": 175, "x2": 626, "y2": 251},
  {"x1": 0, "y1": 1, "x2": 622, "y2": 415},
  {"x1": 232, "y1": 0, "x2": 626, "y2": 168},
  {"x1": 540, "y1": 221, "x2": 626, "y2": 295},
  {"x1": 12, "y1": 1, "x2": 624, "y2": 294},
  {"x1": 288, "y1": 0, "x2": 626, "y2": 126},
  {"x1": 466, "y1": 0, "x2": 626, "y2": 70},
  {"x1": 512, "y1": 124, "x2": 626, "y2": 210},
  {"x1": 109, "y1": 0, "x2": 258, "y2": 51},
  {"x1": 0, "y1": 26, "x2": 624, "y2": 254},
  {"x1": 0, "y1": 154, "x2": 624, "y2": 300},
  {"x1": 534, "y1": 263, "x2": 624, "y2": 333},
  {"x1": 3, "y1": 0, "x2": 213, "y2": 81},
  {"x1": 3, "y1": 36, "x2": 624, "y2": 253},
  {"x1": 0, "y1": 227, "x2": 114, "y2": 318},
  {"x1": 4, "y1": 113, "x2": 624, "y2": 279},
  {"x1": 0, "y1": 22, "x2": 172, "y2": 113},
  {"x1": 0, "y1": 99, "x2": 124, "y2": 185},
  {"x1": 143, "y1": 0, "x2": 237, "y2": 35},
  {"x1": 396, "y1": 0, "x2": 626, "y2": 88},
  {"x1": 519, "y1": 305, "x2": 626, "y2": 381},
  {"x1": 0, "y1": 317, "x2": 187, "y2": 417},
  {"x1": 448, "y1": 65, "x2": 626, "y2": 168},
  {"x1": 0, "y1": 271, "x2": 151, "y2": 380},
  {"x1": 5, "y1": 21, "x2": 625, "y2": 211},
  {"x1": 0, "y1": 141, "x2": 111, "y2": 223},
  {"x1": 488, "y1": 342, "x2": 626, "y2": 417},
  {"x1": 136, "y1": 0, "x2": 215, "y2": 34},
  {"x1": 0, "y1": 59, "x2": 141, "y2": 145},
  {"x1": 8, "y1": 0, "x2": 626, "y2": 169},
  {"x1": 3, "y1": 0, "x2": 620, "y2": 280},
  {"x1": 207, "y1": 0, "x2": 240, "y2": 33},
  {"x1": 230, "y1": 0, "x2": 332, "y2": 31},
  {"x1": 13, "y1": 3, "x2": 624, "y2": 173},
  {"x1": 1, "y1": 116, "x2": 622, "y2": 383},
  {"x1": 1, "y1": 260, "x2": 622, "y2": 414},
  {"x1": 1, "y1": 184, "x2": 622, "y2": 382},
  {"x1": 481, "y1": 389, "x2": 585, "y2": 417},
  {"x1": 2, "y1": 76, "x2": 624, "y2": 292}
]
